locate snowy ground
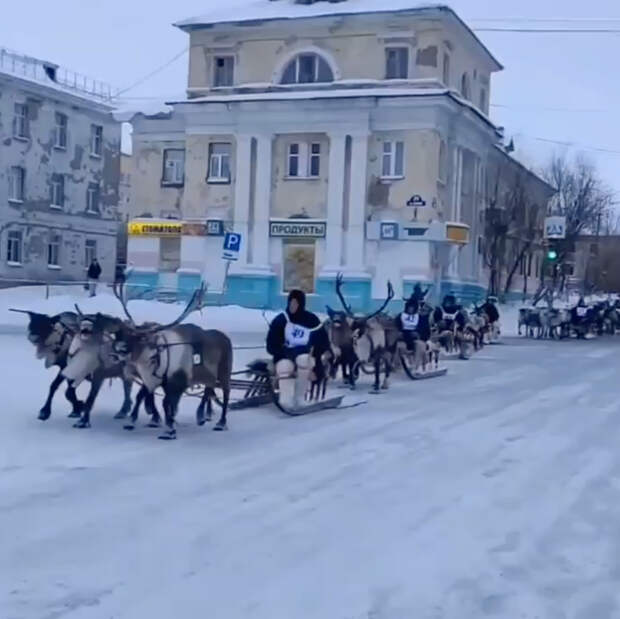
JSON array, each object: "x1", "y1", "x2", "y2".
[{"x1": 2, "y1": 329, "x2": 620, "y2": 618}]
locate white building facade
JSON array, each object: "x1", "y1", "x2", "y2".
[
  {"x1": 0, "y1": 48, "x2": 121, "y2": 285},
  {"x1": 127, "y1": 1, "x2": 541, "y2": 311}
]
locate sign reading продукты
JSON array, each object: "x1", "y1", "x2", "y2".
[
  {"x1": 222, "y1": 232, "x2": 242, "y2": 261},
  {"x1": 269, "y1": 220, "x2": 326, "y2": 238}
]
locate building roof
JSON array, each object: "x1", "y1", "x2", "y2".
[
  {"x1": 0, "y1": 47, "x2": 115, "y2": 109},
  {"x1": 493, "y1": 144, "x2": 556, "y2": 197},
  {"x1": 175, "y1": 1, "x2": 502, "y2": 70}
]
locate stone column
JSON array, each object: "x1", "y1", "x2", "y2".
[
  {"x1": 252, "y1": 134, "x2": 273, "y2": 267},
  {"x1": 233, "y1": 135, "x2": 252, "y2": 265},
  {"x1": 345, "y1": 133, "x2": 369, "y2": 270},
  {"x1": 323, "y1": 132, "x2": 347, "y2": 270}
]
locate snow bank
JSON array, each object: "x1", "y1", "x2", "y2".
[{"x1": 0, "y1": 287, "x2": 277, "y2": 334}]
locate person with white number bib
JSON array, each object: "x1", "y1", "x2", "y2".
[
  {"x1": 266, "y1": 289, "x2": 328, "y2": 409},
  {"x1": 396, "y1": 299, "x2": 421, "y2": 351}
]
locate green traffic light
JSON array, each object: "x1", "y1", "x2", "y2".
[{"x1": 547, "y1": 250, "x2": 558, "y2": 260}]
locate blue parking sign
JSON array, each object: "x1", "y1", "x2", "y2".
[{"x1": 222, "y1": 232, "x2": 241, "y2": 261}]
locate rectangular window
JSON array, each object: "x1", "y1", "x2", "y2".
[
  {"x1": 207, "y1": 143, "x2": 231, "y2": 182},
  {"x1": 385, "y1": 47, "x2": 409, "y2": 79},
  {"x1": 479, "y1": 88, "x2": 487, "y2": 112},
  {"x1": 162, "y1": 149, "x2": 185, "y2": 185},
  {"x1": 283, "y1": 241, "x2": 316, "y2": 293},
  {"x1": 85, "y1": 239, "x2": 97, "y2": 266},
  {"x1": 47, "y1": 235, "x2": 61, "y2": 267},
  {"x1": 527, "y1": 254, "x2": 533, "y2": 277},
  {"x1": 288, "y1": 143, "x2": 300, "y2": 177},
  {"x1": 381, "y1": 141, "x2": 404, "y2": 178},
  {"x1": 7, "y1": 230, "x2": 22, "y2": 264},
  {"x1": 86, "y1": 182, "x2": 100, "y2": 213},
  {"x1": 50, "y1": 174, "x2": 65, "y2": 208},
  {"x1": 90, "y1": 124, "x2": 103, "y2": 157},
  {"x1": 14, "y1": 103, "x2": 29, "y2": 139},
  {"x1": 287, "y1": 142, "x2": 321, "y2": 178},
  {"x1": 213, "y1": 56, "x2": 234, "y2": 87},
  {"x1": 443, "y1": 54, "x2": 451, "y2": 86},
  {"x1": 8, "y1": 166, "x2": 25, "y2": 202},
  {"x1": 54, "y1": 112, "x2": 68, "y2": 149}
]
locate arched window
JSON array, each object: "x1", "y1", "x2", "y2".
[
  {"x1": 280, "y1": 53, "x2": 334, "y2": 84},
  {"x1": 460, "y1": 72, "x2": 470, "y2": 100}
]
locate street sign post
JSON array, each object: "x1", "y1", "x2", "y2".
[{"x1": 222, "y1": 232, "x2": 241, "y2": 261}]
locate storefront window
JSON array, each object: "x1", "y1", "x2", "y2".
[
  {"x1": 283, "y1": 241, "x2": 316, "y2": 293},
  {"x1": 159, "y1": 237, "x2": 181, "y2": 272}
]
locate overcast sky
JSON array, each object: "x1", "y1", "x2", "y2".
[{"x1": 2, "y1": 0, "x2": 619, "y2": 198}]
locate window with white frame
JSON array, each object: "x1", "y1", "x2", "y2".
[
  {"x1": 13, "y1": 103, "x2": 29, "y2": 139},
  {"x1": 213, "y1": 56, "x2": 234, "y2": 87},
  {"x1": 47, "y1": 235, "x2": 61, "y2": 267},
  {"x1": 90, "y1": 124, "x2": 103, "y2": 157},
  {"x1": 438, "y1": 140, "x2": 448, "y2": 183},
  {"x1": 443, "y1": 54, "x2": 451, "y2": 86},
  {"x1": 85, "y1": 239, "x2": 97, "y2": 266},
  {"x1": 207, "y1": 143, "x2": 231, "y2": 182},
  {"x1": 385, "y1": 47, "x2": 409, "y2": 79},
  {"x1": 7, "y1": 230, "x2": 22, "y2": 264},
  {"x1": 86, "y1": 182, "x2": 100, "y2": 213},
  {"x1": 162, "y1": 149, "x2": 185, "y2": 185},
  {"x1": 50, "y1": 174, "x2": 65, "y2": 208},
  {"x1": 8, "y1": 166, "x2": 25, "y2": 202},
  {"x1": 461, "y1": 73, "x2": 470, "y2": 100},
  {"x1": 381, "y1": 141, "x2": 404, "y2": 178},
  {"x1": 54, "y1": 112, "x2": 68, "y2": 149},
  {"x1": 287, "y1": 142, "x2": 321, "y2": 178},
  {"x1": 281, "y1": 53, "x2": 334, "y2": 84}
]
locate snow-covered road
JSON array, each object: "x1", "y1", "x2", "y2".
[{"x1": 2, "y1": 334, "x2": 620, "y2": 618}]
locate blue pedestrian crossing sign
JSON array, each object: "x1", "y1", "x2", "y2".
[{"x1": 222, "y1": 232, "x2": 242, "y2": 261}]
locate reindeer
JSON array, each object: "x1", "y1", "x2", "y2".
[
  {"x1": 334, "y1": 275, "x2": 396, "y2": 393},
  {"x1": 11, "y1": 309, "x2": 83, "y2": 420},
  {"x1": 110, "y1": 286, "x2": 233, "y2": 440}
]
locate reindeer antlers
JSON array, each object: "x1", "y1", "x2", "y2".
[
  {"x1": 335, "y1": 272, "x2": 353, "y2": 316},
  {"x1": 113, "y1": 281, "x2": 135, "y2": 325},
  {"x1": 368, "y1": 280, "x2": 395, "y2": 320},
  {"x1": 150, "y1": 283, "x2": 207, "y2": 332}
]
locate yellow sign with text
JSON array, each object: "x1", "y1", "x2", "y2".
[
  {"x1": 446, "y1": 224, "x2": 469, "y2": 244},
  {"x1": 128, "y1": 221, "x2": 182, "y2": 236}
]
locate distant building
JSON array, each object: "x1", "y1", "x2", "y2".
[
  {"x1": 126, "y1": 0, "x2": 551, "y2": 309},
  {"x1": 572, "y1": 235, "x2": 620, "y2": 293},
  {"x1": 0, "y1": 47, "x2": 121, "y2": 284}
]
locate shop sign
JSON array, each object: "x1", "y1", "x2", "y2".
[
  {"x1": 269, "y1": 220, "x2": 326, "y2": 238},
  {"x1": 128, "y1": 220, "x2": 182, "y2": 236},
  {"x1": 380, "y1": 222, "x2": 399, "y2": 240},
  {"x1": 446, "y1": 224, "x2": 469, "y2": 244}
]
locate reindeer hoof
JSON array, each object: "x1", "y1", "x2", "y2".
[
  {"x1": 369, "y1": 389, "x2": 382, "y2": 395},
  {"x1": 213, "y1": 423, "x2": 228, "y2": 432},
  {"x1": 113, "y1": 411, "x2": 128, "y2": 420},
  {"x1": 67, "y1": 411, "x2": 81, "y2": 419},
  {"x1": 158, "y1": 430, "x2": 177, "y2": 440},
  {"x1": 146, "y1": 420, "x2": 161, "y2": 428},
  {"x1": 73, "y1": 419, "x2": 91, "y2": 429},
  {"x1": 123, "y1": 423, "x2": 135, "y2": 431},
  {"x1": 38, "y1": 409, "x2": 51, "y2": 421}
]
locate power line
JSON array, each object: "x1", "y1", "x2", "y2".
[
  {"x1": 115, "y1": 47, "x2": 189, "y2": 97},
  {"x1": 470, "y1": 17, "x2": 620, "y2": 23},
  {"x1": 491, "y1": 103, "x2": 615, "y2": 114},
  {"x1": 473, "y1": 27, "x2": 620, "y2": 33},
  {"x1": 522, "y1": 135, "x2": 620, "y2": 156}
]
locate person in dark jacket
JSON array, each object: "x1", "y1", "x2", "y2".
[
  {"x1": 482, "y1": 296, "x2": 500, "y2": 324},
  {"x1": 410, "y1": 282, "x2": 430, "y2": 304},
  {"x1": 266, "y1": 289, "x2": 329, "y2": 408},
  {"x1": 87, "y1": 259, "x2": 102, "y2": 297},
  {"x1": 395, "y1": 298, "x2": 420, "y2": 351}
]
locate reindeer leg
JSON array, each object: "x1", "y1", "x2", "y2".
[
  {"x1": 114, "y1": 379, "x2": 133, "y2": 419},
  {"x1": 65, "y1": 384, "x2": 83, "y2": 419},
  {"x1": 381, "y1": 357, "x2": 390, "y2": 390},
  {"x1": 213, "y1": 386, "x2": 229, "y2": 432},
  {"x1": 39, "y1": 370, "x2": 64, "y2": 420},
  {"x1": 159, "y1": 372, "x2": 185, "y2": 439},
  {"x1": 124, "y1": 385, "x2": 145, "y2": 430},
  {"x1": 73, "y1": 374, "x2": 104, "y2": 429},
  {"x1": 144, "y1": 391, "x2": 161, "y2": 427},
  {"x1": 196, "y1": 387, "x2": 213, "y2": 426}
]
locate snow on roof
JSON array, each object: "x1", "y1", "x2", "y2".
[
  {"x1": 0, "y1": 48, "x2": 115, "y2": 108},
  {"x1": 175, "y1": 1, "x2": 502, "y2": 70},
  {"x1": 176, "y1": 1, "x2": 446, "y2": 29}
]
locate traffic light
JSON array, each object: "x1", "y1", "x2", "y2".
[{"x1": 547, "y1": 249, "x2": 558, "y2": 261}]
